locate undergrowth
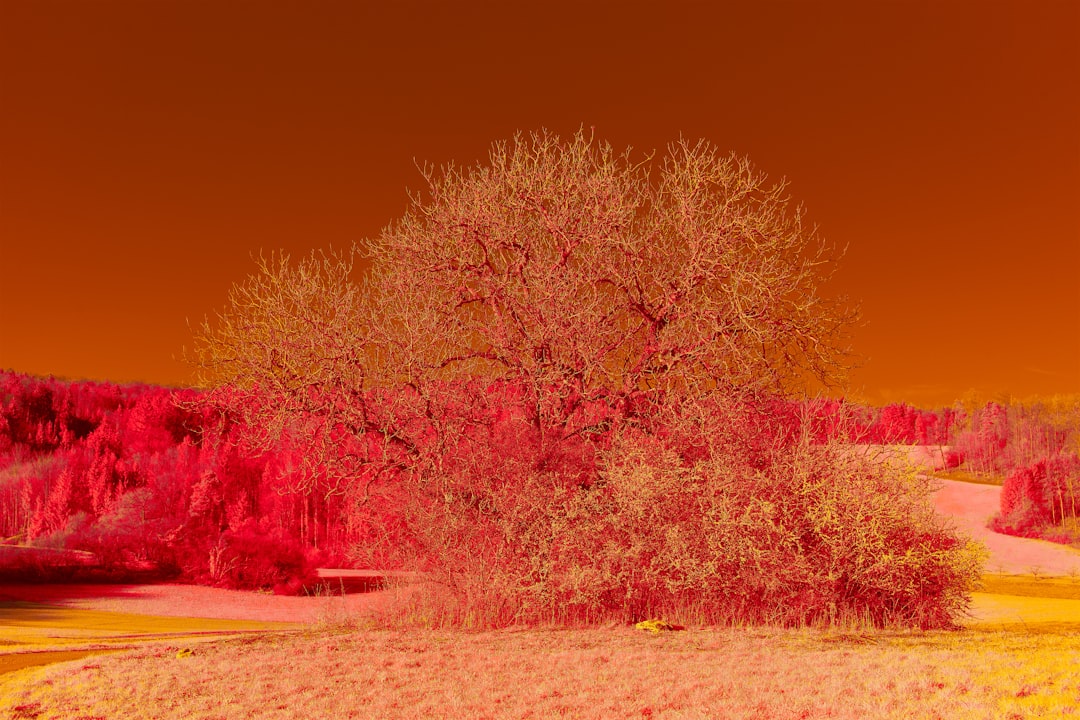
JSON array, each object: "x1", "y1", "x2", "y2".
[{"x1": 380, "y1": 399, "x2": 986, "y2": 631}]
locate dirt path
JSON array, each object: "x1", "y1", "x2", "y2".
[{"x1": 930, "y1": 477, "x2": 1080, "y2": 577}]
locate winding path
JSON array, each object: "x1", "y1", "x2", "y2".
[{"x1": 930, "y1": 477, "x2": 1080, "y2": 577}]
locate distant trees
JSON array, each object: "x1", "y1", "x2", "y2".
[
  {"x1": 993, "y1": 453, "x2": 1080, "y2": 541},
  {"x1": 859, "y1": 403, "x2": 958, "y2": 446},
  {"x1": 0, "y1": 371, "x2": 327, "y2": 591}
]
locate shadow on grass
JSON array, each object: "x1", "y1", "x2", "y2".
[
  {"x1": 0, "y1": 582, "x2": 151, "y2": 607},
  {"x1": 0, "y1": 600, "x2": 297, "y2": 635},
  {"x1": 0, "y1": 648, "x2": 125, "y2": 675}
]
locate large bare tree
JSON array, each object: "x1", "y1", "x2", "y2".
[
  {"x1": 185, "y1": 131, "x2": 988, "y2": 630},
  {"x1": 190, "y1": 127, "x2": 859, "y2": 501},
  {"x1": 367, "y1": 130, "x2": 854, "y2": 426},
  {"x1": 188, "y1": 249, "x2": 376, "y2": 495}
]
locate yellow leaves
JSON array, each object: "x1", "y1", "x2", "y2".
[{"x1": 634, "y1": 618, "x2": 684, "y2": 634}]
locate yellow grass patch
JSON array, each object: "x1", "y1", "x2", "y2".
[
  {"x1": 969, "y1": 593, "x2": 1080, "y2": 632},
  {"x1": 0, "y1": 600, "x2": 298, "y2": 652},
  {"x1": 963, "y1": 574, "x2": 1080, "y2": 633},
  {"x1": 978, "y1": 573, "x2": 1080, "y2": 600}
]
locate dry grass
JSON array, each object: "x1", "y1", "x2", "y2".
[
  {"x1": 4, "y1": 574, "x2": 1080, "y2": 719},
  {"x1": 4, "y1": 614, "x2": 1080, "y2": 719}
]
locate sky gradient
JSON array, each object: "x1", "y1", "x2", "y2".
[{"x1": 2, "y1": 1, "x2": 1077, "y2": 408}]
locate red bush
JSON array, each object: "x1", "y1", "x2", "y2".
[
  {"x1": 996, "y1": 460, "x2": 1052, "y2": 537},
  {"x1": 208, "y1": 520, "x2": 316, "y2": 592},
  {"x1": 942, "y1": 449, "x2": 964, "y2": 469},
  {"x1": 994, "y1": 453, "x2": 1080, "y2": 540}
]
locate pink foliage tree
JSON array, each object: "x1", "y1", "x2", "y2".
[
  {"x1": 182, "y1": 130, "x2": 983, "y2": 627},
  {"x1": 993, "y1": 453, "x2": 1080, "y2": 540}
]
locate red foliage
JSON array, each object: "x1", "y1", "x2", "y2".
[
  {"x1": 996, "y1": 460, "x2": 1053, "y2": 537},
  {"x1": 860, "y1": 403, "x2": 953, "y2": 445},
  {"x1": 0, "y1": 371, "x2": 402, "y2": 589},
  {"x1": 198, "y1": 519, "x2": 318, "y2": 593},
  {"x1": 0, "y1": 371, "x2": 153, "y2": 462},
  {"x1": 761, "y1": 399, "x2": 958, "y2": 447},
  {"x1": 994, "y1": 453, "x2": 1080, "y2": 540},
  {"x1": 942, "y1": 449, "x2": 964, "y2": 469},
  {"x1": 950, "y1": 401, "x2": 1073, "y2": 480},
  {"x1": 0, "y1": 369, "x2": 986, "y2": 622}
]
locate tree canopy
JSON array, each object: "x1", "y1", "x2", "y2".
[
  {"x1": 194, "y1": 129, "x2": 856, "y2": 440},
  {"x1": 186, "y1": 130, "x2": 983, "y2": 630},
  {"x1": 369, "y1": 130, "x2": 854, "y2": 399}
]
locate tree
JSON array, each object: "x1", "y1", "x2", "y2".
[
  {"x1": 195, "y1": 129, "x2": 857, "y2": 478},
  {"x1": 369, "y1": 129, "x2": 854, "y2": 413},
  {"x1": 189, "y1": 129, "x2": 984, "y2": 628},
  {"x1": 188, "y1": 249, "x2": 375, "y2": 497}
]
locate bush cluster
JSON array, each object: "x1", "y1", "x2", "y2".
[
  {"x1": 0, "y1": 371, "x2": 987, "y2": 627},
  {"x1": 384, "y1": 393, "x2": 984, "y2": 629},
  {"x1": 992, "y1": 453, "x2": 1080, "y2": 541},
  {"x1": 3, "y1": 130, "x2": 1003, "y2": 628}
]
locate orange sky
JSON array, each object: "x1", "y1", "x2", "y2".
[{"x1": 1, "y1": 1, "x2": 1077, "y2": 408}]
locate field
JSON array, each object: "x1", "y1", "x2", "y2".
[
  {"x1": 4, "y1": 469, "x2": 1080, "y2": 719},
  {"x1": 3, "y1": 571, "x2": 1080, "y2": 718},
  {"x1": 2, "y1": 593, "x2": 1080, "y2": 719}
]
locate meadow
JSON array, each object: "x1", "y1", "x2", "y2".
[
  {"x1": 2, "y1": 566, "x2": 1080, "y2": 719},
  {"x1": 0, "y1": 473, "x2": 1071, "y2": 720},
  {"x1": 3, "y1": 377, "x2": 1079, "y2": 717},
  {"x1": 3, "y1": 592, "x2": 1080, "y2": 719},
  {"x1": 3, "y1": 470, "x2": 1080, "y2": 718}
]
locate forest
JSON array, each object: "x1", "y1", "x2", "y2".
[{"x1": 3, "y1": 368, "x2": 1076, "y2": 599}]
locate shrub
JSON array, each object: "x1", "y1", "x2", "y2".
[
  {"x1": 394, "y1": 398, "x2": 985, "y2": 630},
  {"x1": 997, "y1": 460, "x2": 1052, "y2": 537},
  {"x1": 942, "y1": 449, "x2": 964, "y2": 470},
  {"x1": 211, "y1": 520, "x2": 316, "y2": 592}
]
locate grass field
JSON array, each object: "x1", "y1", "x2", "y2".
[{"x1": 2, "y1": 578, "x2": 1080, "y2": 720}]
